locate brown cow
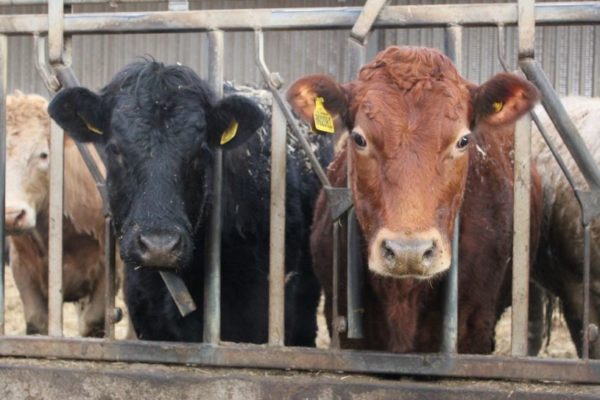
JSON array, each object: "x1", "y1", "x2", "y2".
[
  {"x1": 288, "y1": 46, "x2": 543, "y2": 353},
  {"x1": 6, "y1": 91, "x2": 114, "y2": 336}
]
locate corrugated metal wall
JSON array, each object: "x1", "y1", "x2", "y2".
[{"x1": 1, "y1": 0, "x2": 599, "y2": 98}]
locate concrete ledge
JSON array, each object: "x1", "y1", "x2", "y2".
[{"x1": 0, "y1": 358, "x2": 598, "y2": 400}]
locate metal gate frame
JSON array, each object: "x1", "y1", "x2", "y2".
[{"x1": 0, "y1": 0, "x2": 599, "y2": 385}]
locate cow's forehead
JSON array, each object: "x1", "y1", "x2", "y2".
[{"x1": 352, "y1": 84, "x2": 470, "y2": 156}]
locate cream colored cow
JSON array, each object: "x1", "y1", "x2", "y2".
[
  {"x1": 5, "y1": 91, "x2": 118, "y2": 336},
  {"x1": 532, "y1": 97, "x2": 600, "y2": 358}
]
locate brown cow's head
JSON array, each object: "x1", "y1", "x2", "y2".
[
  {"x1": 288, "y1": 46, "x2": 538, "y2": 279},
  {"x1": 5, "y1": 92, "x2": 51, "y2": 233}
]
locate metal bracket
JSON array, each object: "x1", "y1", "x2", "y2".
[
  {"x1": 324, "y1": 186, "x2": 353, "y2": 221},
  {"x1": 33, "y1": 35, "x2": 60, "y2": 93},
  {"x1": 576, "y1": 190, "x2": 600, "y2": 226}
]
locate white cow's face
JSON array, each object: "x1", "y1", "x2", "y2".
[{"x1": 5, "y1": 93, "x2": 50, "y2": 234}]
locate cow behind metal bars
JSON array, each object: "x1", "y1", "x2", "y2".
[
  {"x1": 532, "y1": 96, "x2": 600, "y2": 359},
  {"x1": 288, "y1": 46, "x2": 543, "y2": 353},
  {"x1": 48, "y1": 60, "x2": 327, "y2": 344},
  {"x1": 5, "y1": 91, "x2": 116, "y2": 337}
]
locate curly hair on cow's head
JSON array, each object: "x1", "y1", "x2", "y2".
[{"x1": 101, "y1": 59, "x2": 216, "y2": 120}]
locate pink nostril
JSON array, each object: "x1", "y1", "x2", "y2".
[{"x1": 6, "y1": 208, "x2": 26, "y2": 226}]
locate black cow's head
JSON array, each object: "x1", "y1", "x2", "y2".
[{"x1": 48, "y1": 61, "x2": 264, "y2": 271}]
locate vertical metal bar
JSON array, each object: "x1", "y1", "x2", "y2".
[
  {"x1": 48, "y1": 119, "x2": 64, "y2": 337},
  {"x1": 47, "y1": 0, "x2": 64, "y2": 65},
  {"x1": 104, "y1": 217, "x2": 116, "y2": 339},
  {"x1": 0, "y1": 35, "x2": 6, "y2": 337},
  {"x1": 331, "y1": 221, "x2": 341, "y2": 349},
  {"x1": 518, "y1": 0, "x2": 535, "y2": 60},
  {"x1": 347, "y1": 208, "x2": 364, "y2": 339},
  {"x1": 583, "y1": 223, "x2": 591, "y2": 359},
  {"x1": 268, "y1": 101, "x2": 286, "y2": 347},
  {"x1": 345, "y1": 39, "x2": 366, "y2": 83},
  {"x1": 445, "y1": 25, "x2": 463, "y2": 72},
  {"x1": 204, "y1": 30, "x2": 224, "y2": 344},
  {"x1": 441, "y1": 25, "x2": 462, "y2": 354},
  {"x1": 511, "y1": 0, "x2": 535, "y2": 358},
  {"x1": 441, "y1": 216, "x2": 460, "y2": 353},
  {"x1": 511, "y1": 112, "x2": 532, "y2": 357}
]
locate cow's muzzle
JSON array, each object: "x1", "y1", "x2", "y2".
[
  {"x1": 131, "y1": 230, "x2": 184, "y2": 269},
  {"x1": 369, "y1": 228, "x2": 450, "y2": 279},
  {"x1": 5, "y1": 204, "x2": 36, "y2": 233}
]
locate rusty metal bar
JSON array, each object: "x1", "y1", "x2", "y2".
[
  {"x1": 269, "y1": 100, "x2": 286, "y2": 347},
  {"x1": 1, "y1": 336, "x2": 600, "y2": 383},
  {"x1": 203, "y1": 30, "x2": 224, "y2": 344},
  {"x1": 0, "y1": 3, "x2": 599, "y2": 36},
  {"x1": 0, "y1": 34, "x2": 6, "y2": 337},
  {"x1": 440, "y1": 25, "x2": 462, "y2": 355}
]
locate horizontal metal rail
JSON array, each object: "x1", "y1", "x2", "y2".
[
  {"x1": 0, "y1": 0, "x2": 164, "y2": 4},
  {"x1": 0, "y1": 337, "x2": 599, "y2": 384},
  {"x1": 0, "y1": 3, "x2": 598, "y2": 35}
]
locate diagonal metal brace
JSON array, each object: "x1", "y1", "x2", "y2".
[{"x1": 349, "y1": 0, "x2": 390, "y2": 44}]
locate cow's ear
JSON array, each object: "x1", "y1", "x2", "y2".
[
  {"x1": 287, "y1": 74, "x2": 350, "y2": 134},
  {"x1": 207, "y1": 95, "x2": 265, "y2": 150},
  {"x1": 48, "y1": 87, "x2": 108, "y2": 143},
  {"x1": 471, "y1": 73, "x2": 539, "y2": 127}
]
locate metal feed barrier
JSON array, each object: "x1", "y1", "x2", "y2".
[{"x1": 0, "y1": 0, "x2": 598, "y2": 391}]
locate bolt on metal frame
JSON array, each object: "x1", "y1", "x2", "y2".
[{"x1": 0, "y1": 1, "x2": 598, "y2": 385}]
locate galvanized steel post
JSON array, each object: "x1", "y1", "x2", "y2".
[
  {"x1": 48, "y1": 118, "x2": 64, "y2": 337},
  {"x1": 0, "y1": 34, "x2": 6, "y2": 336},
  {"x1": 47, "y1": 0, "x2": 66, "y2": 337},
  {"x1": 104, "y1": 217, "x2": 116, "y2": 339},
  {"x1": 440, "y1": 25, "x2": 462, "y2": 354},
  {"x1": 510, "y1": 0, "x2": 535, "y2": 358},
  {"x1": 204, "y1": 30, "x2": 224, "y2": 344},
  {"x1": 269, "y1": 101, "x2": 287, "y2": 346}
]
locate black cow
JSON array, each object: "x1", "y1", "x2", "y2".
[{"x1": 48, "y1": 60, "x2": 327, "y2": 345}]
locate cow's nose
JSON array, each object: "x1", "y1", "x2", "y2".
[
  {"x1": 136, "y1": 231, "x2": 182, "y2": 268},
  {"x1": 381, "y1": 238, "x2": 437, "y2": 269},
  {"x1": 5, "y1": 207, "x2": 28, "y2": 231}
]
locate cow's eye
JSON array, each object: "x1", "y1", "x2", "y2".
[
  {"x1": 39, "y1": 152, "x2": 48, "y2": 160},
  {"x1": 107, "y1": 144, "x2": 120, "y2": 157},
  {"x1": 457, "y1": 134, "x2": 471, "y2": 149},
  {"x1": 351, "y1": 131, "x2": 367, "y2": 148}
]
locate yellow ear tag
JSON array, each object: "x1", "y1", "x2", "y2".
[
  {"x1": 313, "y1": 97, "x2": 335, "y2": 134},
  {"x1": 78, "y1": 113, "x2": 103, "y2": 135},
  {"x1": 492, "y1": 101, "x2": 504, "y2": 113},
  {"x1": 220, "y1": 120, "x2": 239, "y2": 145}
]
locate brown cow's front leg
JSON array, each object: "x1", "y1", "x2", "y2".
[{"x1": 10, "y1": 254, "x2": 48, "y2": 335}]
